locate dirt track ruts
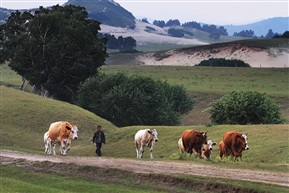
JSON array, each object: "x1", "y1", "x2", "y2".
[{"x1": 1, "y1": 149, "x2": 288, "y2": 187}]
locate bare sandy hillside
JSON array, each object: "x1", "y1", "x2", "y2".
[
  {"x1": 137, "y1": 43, "x2": 289, "y2": 68},
  {"x1": 100, "y1": 20, "x2": 208, "y2": 46}
]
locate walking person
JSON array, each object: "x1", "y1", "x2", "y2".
[{"x1": 92, "y1": 125, "x2": 105, "y2": 156}]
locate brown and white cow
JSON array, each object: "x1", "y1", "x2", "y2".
[
  {"x1": 47, "y1": 121, "x2": 78, "y2": 155},
  {"x1": 219, "y1": 132, "x2": 249, "y2": 161},
  {"x1": 178, "y1": 137, "x2": 201, "y2": 157},
  {"x1": 181, "y1": 130, "x2": 208, "y2": 157},
  {"x1": 135, "y1": 129, "x2": 158, "y2": 158},
  {"x1": 201, "y1": 140, "x2": 217, "y2": 160}
]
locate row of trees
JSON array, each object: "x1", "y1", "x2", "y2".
[
  {"x1": 152, "y1": 19, "x2": 227, "y2": 39},
  {"x1": 98, "y1": 33, "x2": 137, "y2": 52},
  {"x1": 151, "y1": 18, "x2": 286, "y2": 39}
]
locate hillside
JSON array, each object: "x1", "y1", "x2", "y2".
[
  {"x1": 100, "y1": 20, "x2": 209, "y2": 46},
  {"x1": 65, "y1": 0, "x2": 135, "y2": 28},
  {"x1": 224, "y1": 17, "x2": 289, "y2": 37},
  {"x1": 0, "y1": 86, "x2": 117, "y2": 151},
  {"x1": 134, "y1": 39, "x2": 289, "y2": 68}
]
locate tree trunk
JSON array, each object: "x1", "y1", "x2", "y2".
[{"x1": 19, "y1": 77, "x2": 25, "y2": 90}]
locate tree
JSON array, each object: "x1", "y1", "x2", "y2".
[
  {"x1": 153, "y1": 20, "x2": 165, "y2": 28},
  {"x1": 168, "y1": 28, "x2": 184, "y2": 37},
  {"x1": 165, "y1": 19, "x2": 180, "y2": 27},
  {"x1": 0, "y1": 5, "x2": 107, "y2": 102},
  {"x1": 77, "y1": 73, "x2": 194, "y2": 127},
  {"x1": 233, "y1": 30, "x2": 255, "y2": 38},
  {"x1": 265, "y1": 29, "x2": 277, "y2": 38},
  {"x1": 210, "y1": 90, "x2": 284, "y2": 125},
  {"x1": 274, "y1": 31, "x2": 289, "y2": 38}
]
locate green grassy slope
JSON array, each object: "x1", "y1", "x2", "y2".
[
  {"x1": 1, "y1": 86, "x2": 288, "y2": 173},
  {"x1": 0, "y1": 86, "x2": 117, "y2": 153}
]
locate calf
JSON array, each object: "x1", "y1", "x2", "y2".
[{"x1": 201, "y1": 140, "x2": 216, "y2": 160}]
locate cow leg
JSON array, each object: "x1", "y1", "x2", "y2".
[
  {"x1": 66, "y1": 139, "x2": 71, "y2": 153},
  {"x1": 149, "y1": 144, "x2": 154, "y2": 158},
  {"x1": 44, "y1": 142, "x2": 48, "y2": 154},
  {"x1": 60, "y1": 140, "x2": 67, "y2": 155},
  {"x1": 52, "y1": 143, "x2": 56, "y2": 155},
  {"x1": 135, "y1": 142, "x2": 140, "y2": 158},
  {"x1": 47, "y1": 141, "x2": 52, "y2": 155},
  {"x1": 139, "y1": 144, "x2": 145, "y2": 158}
]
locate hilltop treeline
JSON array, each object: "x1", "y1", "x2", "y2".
[
  {"x1": 153, "y1": 19, "x2": 227, "y2": 39},
  {"x1": 98, "y1": 33, "x2": 137, "y2": 53}
]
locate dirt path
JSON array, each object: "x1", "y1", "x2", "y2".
[{"x1": 1, "y1": 149, "x2": 288, "y2": 187}]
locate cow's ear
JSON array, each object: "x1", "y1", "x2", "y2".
[
  {"x1": 212, "y1": 142, "x2": 217, "y2": 146},
  {"x1": 66, "y1": 126, "x2": 71, "y2": 130},
  {"x1": 147, "y1": 130, "x2": 152, "y2": 134}
]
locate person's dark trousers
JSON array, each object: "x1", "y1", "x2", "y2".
[{"x1": 96, "y1": 143, "x2": 102, "y2": 156}]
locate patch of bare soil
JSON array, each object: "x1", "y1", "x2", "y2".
[{"x1": 1, "y1": 149, "x2": 288, "y2": 192}]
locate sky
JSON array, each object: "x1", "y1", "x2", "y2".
[{"x1": 0, "y1": 0, "x2": 288, "y2": 25}]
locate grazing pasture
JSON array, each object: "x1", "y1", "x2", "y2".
[{"x1": 1, "y1": 61, "x2": 288, "y2": 192}]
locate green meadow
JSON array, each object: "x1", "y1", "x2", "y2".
[{"x1": 1, "y1": 62, "x2": 289, "y2": 192}]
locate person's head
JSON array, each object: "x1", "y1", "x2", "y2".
[{"x1": 97, "y1": 125, "x2": 101, "y2": 131}]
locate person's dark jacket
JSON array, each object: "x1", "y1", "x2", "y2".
[{"x1": 92, "y1": 131, "x2": 105, "y2": 144}]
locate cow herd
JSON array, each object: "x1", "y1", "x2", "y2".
[
  {"x1": 44, "y1": 122, "x2": 249, "y2": 161},
  {"x1": 178, "y1": 130, "x2": 249, "y2": 161}
]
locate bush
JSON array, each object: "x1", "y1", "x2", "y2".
[
  {"x1": 210, "y1": 90, "x2": 284, "y2": 124},
  {"x1": 77, "y1": 73, "x2": 194, "y2": 127},
  {"x1": 196, "y1": 58, "x2": 250, "y2": 67}
]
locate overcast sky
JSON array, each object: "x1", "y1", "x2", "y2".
[{"x1": 1, "y1": 0, "x2": 288, "y2": 25}]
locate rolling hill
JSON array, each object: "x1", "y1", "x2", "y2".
[{"x1": 224, "y1": 17, "x2": 289, "y2": 37}]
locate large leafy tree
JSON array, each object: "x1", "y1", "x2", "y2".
[
  {"x1": 77, "y1": 73, "x2": 194, "y2": 127},
  {"x1": 0, "y1": 5, "x2": 107, "y2": 102}
]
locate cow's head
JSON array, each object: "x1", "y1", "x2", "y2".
[
  {"x1": 71, "y1": 125, "x2": 78, "y2": 140},
  {"x1": 236, "y1": 133, "x2": 249, "y2": 151},
  {"x1": 196, "y1": 131, "x2": 207, "y2": 145},
  {"x1": 206, "y1": 140, "x2": 217, "y2": 151},
  {"x1": 241, "y1": 133, "x2": 249, "y2": 150},
  {"x1": 148, "y1": 129, "x2": 158, "y2": 142}
]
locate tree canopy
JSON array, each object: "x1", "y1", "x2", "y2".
[
  {"x1": 210, "y1": 90, "x2": 284, "y2": 125},
  {"x1": 0, "y1": 5, "x2": 107, "y2": 102},
  {"x1": 77, "y1": 73, "x2": 195, "y2": 127}
]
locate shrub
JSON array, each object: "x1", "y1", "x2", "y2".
[
  {"x1": 77, "y1": 73, "x2": 194, "y2": 127},
  {"x1": 196, "y1": 58, "x2": 250, "y2": 67},
  {"x1": 210, "y1": 90, "x2": 284, "y2": 124}
]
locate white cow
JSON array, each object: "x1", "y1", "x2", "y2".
[{"x1": 135, "y1": 129, "x2": 158, "y2": 158}]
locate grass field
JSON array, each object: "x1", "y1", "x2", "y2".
[
  {"x1": 1, "y1": 61, "x2": 289, "y2": 192},
  {"x1": 101, "y1": 65, "x2": 289, "y2": 96},
  {"x1": 1, "y1": 85, "x2": 289, "y2": 192}
]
